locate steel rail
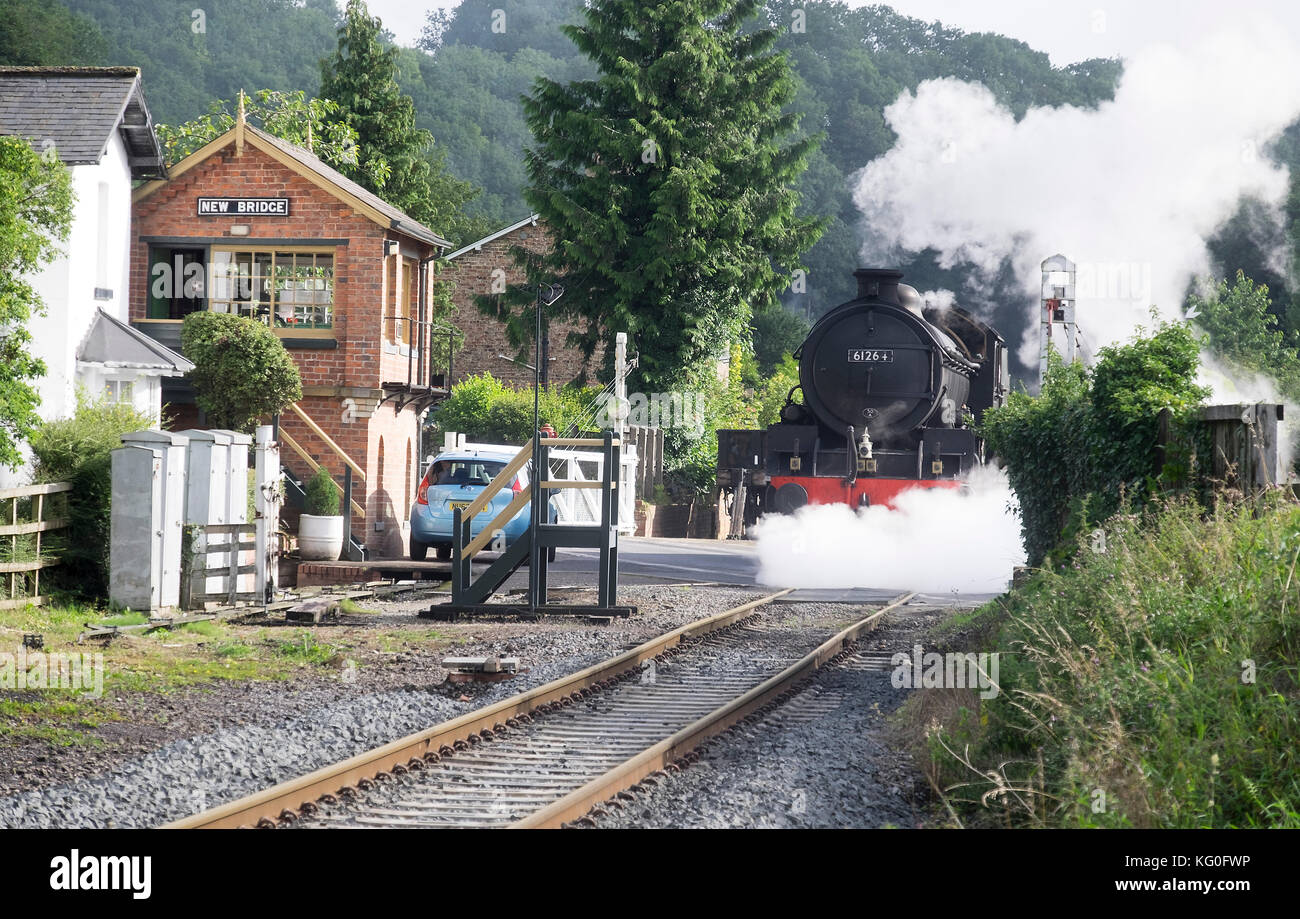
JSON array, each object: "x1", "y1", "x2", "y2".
[
  {"x1": 163, "y1": 588, "x2": 794, "y2": 829},
  {"x1": 511, "y1": 591, "x2": 915, "y2": 828}
]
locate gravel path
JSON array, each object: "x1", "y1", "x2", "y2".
[{"x1": 0, "y1": 586, "x2": 772, "y2": 828}]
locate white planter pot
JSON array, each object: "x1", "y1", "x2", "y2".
[{"x1": 299, "y1": 514, "x2": 345, "y2": 561}]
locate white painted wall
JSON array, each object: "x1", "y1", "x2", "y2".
[
  {"x1": 0, "y1": 132, "x2": 154, "y2": 489},
  {"x1": 27, "y1": 131, "x2": 136, "y2": 421},
  {"x1": 75, "y1": 365, "x2": 161, "y2": 417}
]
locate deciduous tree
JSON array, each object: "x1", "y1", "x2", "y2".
[{"x1": 0, "y1": 137, "x2": 73, "y2": 468}]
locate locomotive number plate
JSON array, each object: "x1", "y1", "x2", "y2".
[{"x1": 848, "y1": 349, "x2": 894, "y2": 363}]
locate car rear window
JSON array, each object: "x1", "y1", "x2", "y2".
[{"x1": 427, "y1": 459, "x2": 506, "y2": 486}]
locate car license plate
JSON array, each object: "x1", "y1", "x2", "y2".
[{"x1": 448, "y1": 501, "x2": 471, "y2": 511}]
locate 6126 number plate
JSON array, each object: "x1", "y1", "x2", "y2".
[{"x1": 848, "y1": 349, "x2": 894, "y2": 363}]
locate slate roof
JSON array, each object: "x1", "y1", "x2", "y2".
[
  {"x1": 77, "y1": 309, "x2": 194, "y2": 374},
  {"x1": 247, "y1": 125, "x2": 451, "y2": 248},
  {"x1": 0, "y1": 66, "x2": 165, "y2": 177},
  {"x1": 445, "y1": 214, "x2": 540, "y2": 260}
]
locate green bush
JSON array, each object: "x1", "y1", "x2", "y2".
[
  {"x1": 428, "y1": 373, "x2": 601, "y2": 445},
  {"x1": 980, "y1": 321, "x2": 1207, "y2": 565},
  {"x1": 28, "y1": 392, "x2": 157, "y2": 598},
  {"x1": 1190, "y1": 270, "x2": 1300, "y2": 403},
  {"x1": 181, "y1": 312, "x2": 302, "y2": 431},
  {"x1": 922, "y1": 496, "x2": 1300, "y2": 828},
  {"x1": 665, "y1": 347, "x2": 801, "y2": 499},
  {"x1": 304, "y1": 466, "x2": 339, "y2": 516},
  {"x1": 752, "y1": 301, "x2": 809, "y2": 375}
]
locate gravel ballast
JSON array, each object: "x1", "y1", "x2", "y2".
[
  {"x1": 292, "y1": 600, "x2": 892, "y2": 827},
  {"x1": 0, "y1": 588, "x2": 956, "y2": 829},
  {"x1": 586, "y1": 602, "x2": 950, "y2": 828},
  {"x1": 0, "y1": 585, "x2": 771, "y2": 828}
]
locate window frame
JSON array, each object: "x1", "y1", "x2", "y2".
[
  {"x1": 208, "y1": 245, "x2": 337, "y2": 334},
  {"x1": 142, "y1": 244, "x2": 338, "y2": 340}
]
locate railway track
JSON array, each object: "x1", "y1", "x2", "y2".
[{"x1": 165, "y1": 590, "x2": 914, "y2": 829}]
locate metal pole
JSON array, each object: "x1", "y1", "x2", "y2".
[
  {"x1": 530, "y1": 286, "x2": 542, "y2": 614},
  {"x1": 342, "y1": 466, "x2": 353, "y2": 562},
  {"x1": 446, "y1": 328, "x2": 454, "y2": 389},
  {"x1": 541, "y1": 316, "x2": 550, "y2": 389},
  {"x1": 615, "y1": 332, "x2": 627, "y2": 439}
]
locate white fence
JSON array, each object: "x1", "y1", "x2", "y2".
[{"x1": 547, "y1": 444, "x2": 637, "y2": 534}]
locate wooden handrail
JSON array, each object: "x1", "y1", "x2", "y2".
[
  {"x1": 0, "y1": 482, "x2": 72, "y2": 500},
  {"x1": 280, "y1": 429, "x2": 365, "y2": 519},
  {"x1": 289, "y1": 403, "x2": 366, "y2": 482},
  {"x1": 461, "y1": 438, "x2": 533, "y2": 519},
  {"x1": 463, "y1": 488, "x2": 533, "y2": 557}
]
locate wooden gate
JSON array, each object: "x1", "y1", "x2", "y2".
[
  {"x1": 181, "y1": 523, "x2": 259, "y2": 609},
  {"x1": 0, "y1": 482, "x2": 71, "y2": 610}
]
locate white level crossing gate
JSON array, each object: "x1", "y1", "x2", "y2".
[{"x1": 547, "y1": 444, "x2": 637, "y2": 534}]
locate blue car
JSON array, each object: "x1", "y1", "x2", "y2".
[{"x1": 409, "y1": 448, "x2": 557, "y2": 562}]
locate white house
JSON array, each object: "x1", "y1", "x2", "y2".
[{"x1": 0, "y1": 66, "x2": 190, "y2": 479}]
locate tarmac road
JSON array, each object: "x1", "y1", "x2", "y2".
[{"x1": 513, "y1": 537, "x2": 997, "y2": 607}]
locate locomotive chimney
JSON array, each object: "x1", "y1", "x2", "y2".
[{"x1": 854, "y1": 268, "x2": 905, "y2": 304}]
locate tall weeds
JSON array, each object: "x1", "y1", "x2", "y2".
[{"x1": 918, "y1": 494, "x2": 1300, "y2": 828}]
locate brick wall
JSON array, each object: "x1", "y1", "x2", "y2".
[
  {"x1": 131, "y1": 140, "x2": 433, "y2": 557},
  {"x1": 130, "y1": 143, "x2": 434, "y2": 390},
  {"x1": 445, "y1": 220, "x2": 592, "y2": 386}
]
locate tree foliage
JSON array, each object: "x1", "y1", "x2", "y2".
[
  {"x1": 0, "y1": 0, "x2": 108, "y2": 66},
  {"x1": 181, "y1": 312, "x2": 302, "y2": 432},
  {"x1": 29, "y1": 391, "x2": 157, "y2": 598},
  {"x1": 1189, "y1": 270, "x2": 1300, "y2": 402},
  {"x1": 57, "y1": 0, "x2": 340, "y2": 123},
  {"x1": 156, "y1": 88, "x2": 369, "y2": 173},
  {"x1": 751, "y1": 300, "x2": 809, "y2": 374},
  {"x1": 505, "y1": 0, "x2": 824, "y2": 391},
  {"x1": 5, "y1": 0, "x2": 1142, "y2": 360},
  {"x1": 320, "y1": 0, "x2": 485, "y2": 243},
  {"x1": 0, "y1": 136, "x2": 74, "y2": 469},
  {"x1": 428, "y1": 373, "x2": 601, "y2": 445},
  {"x1": 981, "y1": 323, "x2": 1208, "y2": 566}
]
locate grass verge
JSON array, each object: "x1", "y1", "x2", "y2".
[{"x1": 897, "y1": 493, "x2": 1300, "y2": 828}]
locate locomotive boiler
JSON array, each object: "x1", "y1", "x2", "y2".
[{"x1": 718, "y1": 268, "x2": 1008, "y2": 523}]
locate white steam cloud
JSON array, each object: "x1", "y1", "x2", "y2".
[
  {"x1": 753, "y1": 466, "x2": 1025, "y2": 596},
  {"x1": 854, "y1": 24, "x2": 1300, "y2": 371}
]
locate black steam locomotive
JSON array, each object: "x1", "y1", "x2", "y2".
[{"x1": 718, "y1": 268, "x2": 1008, "y2": 523}]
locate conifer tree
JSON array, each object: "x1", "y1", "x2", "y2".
[
  {"x1": 501, "y1": 0, "x2": 824, "y2": 389},
  {"x1": 320, "y1": 0, "x2": 477, "y2": 236}
]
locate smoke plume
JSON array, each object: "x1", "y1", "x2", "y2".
[
  {"x1": 854, "y1": 24, "x2": 1300, "y2": 372},
  {"x1": 754, "y1": 466, "x2": 1026, "y2": 597}
]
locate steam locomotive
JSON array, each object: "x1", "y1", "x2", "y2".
[{"x1": 718, "y1": 268, "x2": 1008, "y2": 524}]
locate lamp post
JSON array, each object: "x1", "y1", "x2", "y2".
[{"x1": 531, "y1": 283, "x2": 564, "y2": 613}]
